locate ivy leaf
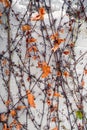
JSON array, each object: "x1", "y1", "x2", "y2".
[{"x1": 76, "y1": 110, "x2": 83, "y2": 119}]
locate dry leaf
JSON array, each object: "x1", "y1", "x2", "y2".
[
  {"x1": 5, "y1": 100, "x2": 11, "y2": 106},
  {"x1": 31, "y1": 7, "x2": 45, "y2": 21},
  {"x1": 39, "y1": 7, "x2": 45, "y2": 15},
  {"x1": 27, "y1": 37, "x2": 37, "y2": 43},
  {"x1": 16, "y1": 105, "x2": 27, "y2": 110},
  {"x1": 2, "y1": 0, "x2": 11, "y2": 7},
  {"x1": 51, "y1": 117, "x2": 56, "y2": 122},
  {"x1": 3, "y1": 123, "x2": 7, "y2": 130},
  {"x1": 84, "y1": 69, "x2": 87, "y2": 75},
  {"x1": 1, "y1": 114, "x2": 7, "y2": 122},
  {"x1": 0, "y1": 19, "x2": 2, "y2": 24},
  {"x1": 50, "y1": 32, "x2": 59, "y2": 40},
  {"x1": 0, "y1": 0, "x2": 3, "y2": 2},
  {"x1": 51, "y1": 44, "x2": 59, "y2": 52},
  {"x1": 2, "y1": 123, "x2": 11, "y2": 130},
  {"x1": 51, "y1": 127, "x2": 58, "y2": 130},
  {"x1": 41, "y1": 62, "x2": 51, "y2": 78},
  {"x1": 63, "y1": 71, "x2": 69, "y2": 77},
  {"x1": 2, "y1": 59, "x2": 7, "y2": 66},
  {"x1": 10, "y1": 110, "x2": 16, "y2": 117},
  {"x1": 21, "y1": 25, "x2": 31, "y2": 31},
  {"x1": 81, "y1": 80, "x2": 85, "y2": 87},
  {"x1": 57, "y1": 71, "x2": 61, "y2": 77},
  {"x1": 5, "y1": 69, "x2": 9, "y2": 76},
  {"x1": 46, "y1": 99, "x2": 51, "y2": 106},
  {"x1": 16, "y1": 123, "x2": 22, "y2": 130},
  {"x1": 0, "y1": 11, "x2": 2, "y2": 16},
  {"x1": 27, "y1": 46, "x2": 38, "y2": 52},
  {"x1": 53, "y1": 92, "x2": 62, "y2": 97},
  {"x1": 31, "y1": 14, "x2": 41, "y2": 21},
  {"x1": 63, "y1": 50, "x2": 70, "y2": 55},
  {"x1": 26, "y1": 90, "x2": 36, "y2": 108}
]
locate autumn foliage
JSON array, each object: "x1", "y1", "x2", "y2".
[{"x1": 0, "y1": 0, "x2": 87, "y2": 130}]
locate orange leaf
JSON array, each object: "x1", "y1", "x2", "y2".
[
  {"x1": 16, "y1": 106, "x2": 27, "y2": 110},
  {"x1": 5, "y1": 100, "x2": 11, "y2": 106},
  {"x1": 63, "y1": 71, "x2": 69, "y2": 77},
  {"x1": 5, "y1": 69, "x2": 9, "y2": 76},
  {"x1": 51, "y1": 127, "x2": 58, "y2": 130},
  {"x1": 3, "y1": 123, "x2": 7, "y2": 130},
  {"x1": 50, "y1": 32, "x2": 59, "y2": 40},
  {"x1": 10, "y1": 110, "x2": 16, "y2": 117},
  {"x1": 51, "y1": 44, "x2": 59, "y2": 52},
  {"x1": 0, "y1": 11, "x2": 2, "y2": 16},
  {"x1": 21, "y1": 25, "x2": 31, "y2": 31},
  {"x1": 2, "y1": 59, "x2": 7, "y2": 66},
  {"x1": 1, "y1": 114, "x2": 7, "y2": 122},
  {"x1": 53, "y1": 92, "x2": 62, "y2": 97},
  {"x1": 51, "y1": 117, "x2": 56, "y2": 122},
  {"x1": 2, "y1": 123, "x2": 11, "y2": 130},
  {"x1": 0, "y1": 19, "x2": 2, "y2": 24},
  {"x1": 31, "y1": 7, "x2": 45, "y2": 21},
  {"x1": 57, "y1": 71, "x2": 61, "y2": 77},
  {"x1": 2, "y1": 0, "x2": 11, "y2": 7},
  {"x1": 84, "y1": 69, "x2": 87, "y2": 75},
  {"x1": 39, "y1": 7, "x2": 45, "y2": 15},
  {"x1": 31, "y1": 14, "x2": 41, "y2": 21},
  {"x1": 59, "y1": 29, "x2": 64, "y2": 33},
  {"x1": 46, "y1": 99, "x2": 51, "y2": 106},
  {"x1": 57, "y1": 38, "x2": 65, "y2": 45},
  {"x1": 81, "y1": 80, "x2": 85, "y2": 87},
  {"x1": 16, "y1": 123, "x2": 22, "y2": 130},
  {"x1": 26, "y1": 90, "x2": 36, "y2": 108},
  {"x1": 27, "y1": 46, "x2": 38, "y2": 52},
  {"x1": 69, "y1": 42, "x2": 75, "y2": 47},
  {"x1": 41, "y1": 62, "x2": 51, "y2": 78},
  {"x1": 63, "y1": 50, "x2": 70, "y2": 55},
  {"x1": 27, "y1": 37, "x2": 37, "y2": 43},
  {"x1": 0, "y1": 0, "x2": 3, "y2": 2}
]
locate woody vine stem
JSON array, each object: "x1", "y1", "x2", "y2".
[{"x1": 0, "y1": 0, "x2": 87, "y2": 130}]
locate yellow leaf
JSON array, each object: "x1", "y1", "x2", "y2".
[
  {"x1": 21, "y1": 25, "x2": 31, "y2": 31},
  {"x1": 26, "y1": 90, "x2": 36, "y2": 108}
]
